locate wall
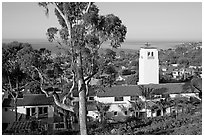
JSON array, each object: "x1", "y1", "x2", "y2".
[
  {"x1": 2, "y1": 105, "x2": 54, "y2": 124},
  {"x1": 2, "y1": 107, "x2": 16, "y2": 123},
  {"x1": 139, "y1": 48, "x2": 159, "y2": 84},
  {"x1": 93, "y1": 96, "x2": 134, "y2": 122}
]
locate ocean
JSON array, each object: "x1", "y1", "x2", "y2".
[{"x1": 2, "y1": 39, "x2": 186, "y2": 54}]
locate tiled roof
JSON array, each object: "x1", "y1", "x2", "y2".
[
  {"x1": 97, "y1": 85, "x2": 141, "y2": 97},
  {"x1": 2, "y1": 94, "x2": 54, "y2": 107},
  {"x1": 97, "y1": 83, "x2": 199, "y2": 97}
]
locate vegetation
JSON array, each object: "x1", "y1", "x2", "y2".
[
  {"x1": 2, "y1": 2, "x2": 202, "y2": 135},
  {"x1": 88, "y1": 99, "x2": 201, "y2": 135}
]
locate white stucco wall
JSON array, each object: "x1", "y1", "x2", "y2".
[
  {"x1": 170, "y1": 93, "x2": 199, "y2": 99},
  {"x1": 138, "y1": 48, "x2": 159, "y2": 85},
  {"x1": 48, "y1": 106, "x2": 54, "y2": 117},
  {"x1": 2, "y1": 105, "x2": 54, "y2": 124}
]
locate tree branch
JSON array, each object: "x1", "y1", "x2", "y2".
[
  {"x1": 85, "y1": 2, "x2": 92, "y2": 13},
  {"x1": 52, "y1": 91, "x2": 74, "y2": 112},
  {"x1": 84, "y1": 71, "x2": 98, "y2": 82},
  {"x1": 54, "y1": 3, "x2": 72, "y2": 40},
  {"x1": 85, "y1": 78, "x2": 91, "y2": 96},
  {"x1": 62, "y1": 70, "x2": 76, "y2": 104},
  {"x1": 31, "y1": 66, "x2": 49, "y2": 97}
]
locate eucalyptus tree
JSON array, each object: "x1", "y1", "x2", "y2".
[
  {"x1": 38, "y1": 2, "x2": 127, "y2": 134},
  {"x1": 2, "y1": 42, "x2": 32, "y2": 121}
]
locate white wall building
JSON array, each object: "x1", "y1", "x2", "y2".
[
  {"x1": 138, "y1": 47, "x2": 159, "y2": 85},
  {"x1": 2, "y1": 94, "x2": 54, "y2": 124}
]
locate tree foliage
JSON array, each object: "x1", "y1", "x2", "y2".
[{"x1": 38, "y1": 2, "x2": 127, "y2": 135}]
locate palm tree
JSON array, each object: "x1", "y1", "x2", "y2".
[
  {"x1": 129, "y1": 97, "x2": 144, "y2": 118},
  {"x1": 173, "y1": 95, "x2": 190, "y2": 115},
  {"x1": 148, "y1": 102, "x2": 158, "y2": 117},
  {"x1": 95, "y1": 101, "x2": 110, "y2": 124},
  {"x1": 138, "y1": 85, "x2": 154, "y2": 118}
]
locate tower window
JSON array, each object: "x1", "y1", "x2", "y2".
[
  {"x1": 147, "y1": 51, "x2": 154, "y2": 59},
  {"x1": 148, "y1": 52, "x2": 150, "y2": 56}
]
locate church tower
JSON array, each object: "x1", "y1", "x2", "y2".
[{"x1": 138, "y1": 44, "x2": 159, "y2": 85}]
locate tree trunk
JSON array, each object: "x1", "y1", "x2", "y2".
[
  {"x1": 78, "y1": 80, "x2": 87, "y2": 135},
  {"x1": 14, "y1": 98, "x2": 18, "y2": 121},
  {"x1": 145, "y1": 100, "x2": 147, "y2": 118},
  {"x1": 63, "y1": 112, "x2": 68, "y2": 129},
  {"x1": 135, "y1": 111, "x2": 137, "y2": 118},
  {"x1": 77, "y1": 50, "x2": 87, "y2": 135}
]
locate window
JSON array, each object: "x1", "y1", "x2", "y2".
[
  {"x1": 4, "y1": 108, "x2": 8, "y2": 112},
  {"x1": 114, "y1": 96, "x2": 123, "y2": 101},
  {"x1": 39, "y1": 107, "x2": 43, "y2": 114},
  {"x1": 26, "y1": 108, "x2": 30, "y2": 116},
  {"x1": 88, "y1": 96, "x2": 94, "y2": 101},
  {"x1": 147, "y1": 51, "x2": 154, "y2": 59},
  {"x1": 124, "y1": 111, "x2": 128, "y2": 115},
  {"x1": 44, "y1": 107, "x2": 48, "y2": 114},
  {"x1": 148, "y1": 52, "x2": 150, "y2": 56},
  {"x1": 31, "y1": 108, "x2": 36, "y2": 116},
  {"x1": 114, "y1": 112, "x2": 117, "y2": 116},
  {"x1": 54, "y1": 123, "x2": 65, "y2": 130},
  {"x1": 130, "y1": 96, "x2": 139, "y2": 101}
]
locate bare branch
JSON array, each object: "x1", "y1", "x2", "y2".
[
  {"x1": 54, "y1": 3, "x2": 72, "y2": 40},
  {"x1": 85, "y1": 2, "x2": 92, "y2": 13},
  {"x1": 7, "y1": 76, "x2": 13, "y2": 92},
  {"x1": 31, "y1": 66, "x2": 49, "y2": 97},
  {"x1": 85, "y1": 78, "x2": 91, "y2": 96},
  {"x1": 52, "y1": 91, "x2": 74, "y2": 112},
  {"x1": 84, "y1": 71, "x2": 98, "y2": 82},
  {"x1": 62, "y1": 70, "x2": 76, "y2": 104}
]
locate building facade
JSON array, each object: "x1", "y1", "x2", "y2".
[{"x1": 138, "y1": 47, "x2": 159, "y2": 85}]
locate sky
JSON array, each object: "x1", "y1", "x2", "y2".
[{"x1": 2, "y1": 2, "x2": 202, "y2": 42}]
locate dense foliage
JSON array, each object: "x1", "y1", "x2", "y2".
[{"x1": 87, "y1": 103, "x2": 202, "y2": 135}]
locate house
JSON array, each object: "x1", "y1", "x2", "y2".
[
  {"x1": 171, "y1": 64, "x2": 179, "y2": 67},
  {"x1": 2, "y1": 94, "x2": 54, "y2": 131},
  {"x1": 84, "y1": 82, "x2": 200, "y2": 122},
  {"x1": 2, "y1": 93, "x2": 77, "y2": 132},
  {"x1": 2, "y1": 94, "x2": 54, "y2": 123}
]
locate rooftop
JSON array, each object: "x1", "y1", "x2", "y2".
[
  {"x1": 97, "y1": 83, "x2": 199, "y2": 97},
  {"x1": 3, "y1": 94, "x2": 54, "y2": 107}
]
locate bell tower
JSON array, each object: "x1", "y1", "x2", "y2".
[{"x1": 138, "y1": 43, "x2": 159, "y2": 85}]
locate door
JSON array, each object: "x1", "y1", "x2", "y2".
[{"x1": 26, "y1": 108, "x2": 30, "y2": 119}]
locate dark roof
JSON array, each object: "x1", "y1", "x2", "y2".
[
  {"x1": 87, "y1": 103, "x2": 97, "y2": 111},
  {"x1": 3, "y1": 94, "x2": 54, "y2": 107},
  {"x1": 97, "y1": 83, "x2": 199, "y2": 97},
  {"x1": 97, "y1": 85, "x2": 141, "y2": 97},
  {"x1": 72, "y1": 86, "x2": 96, "y2": 97}
]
